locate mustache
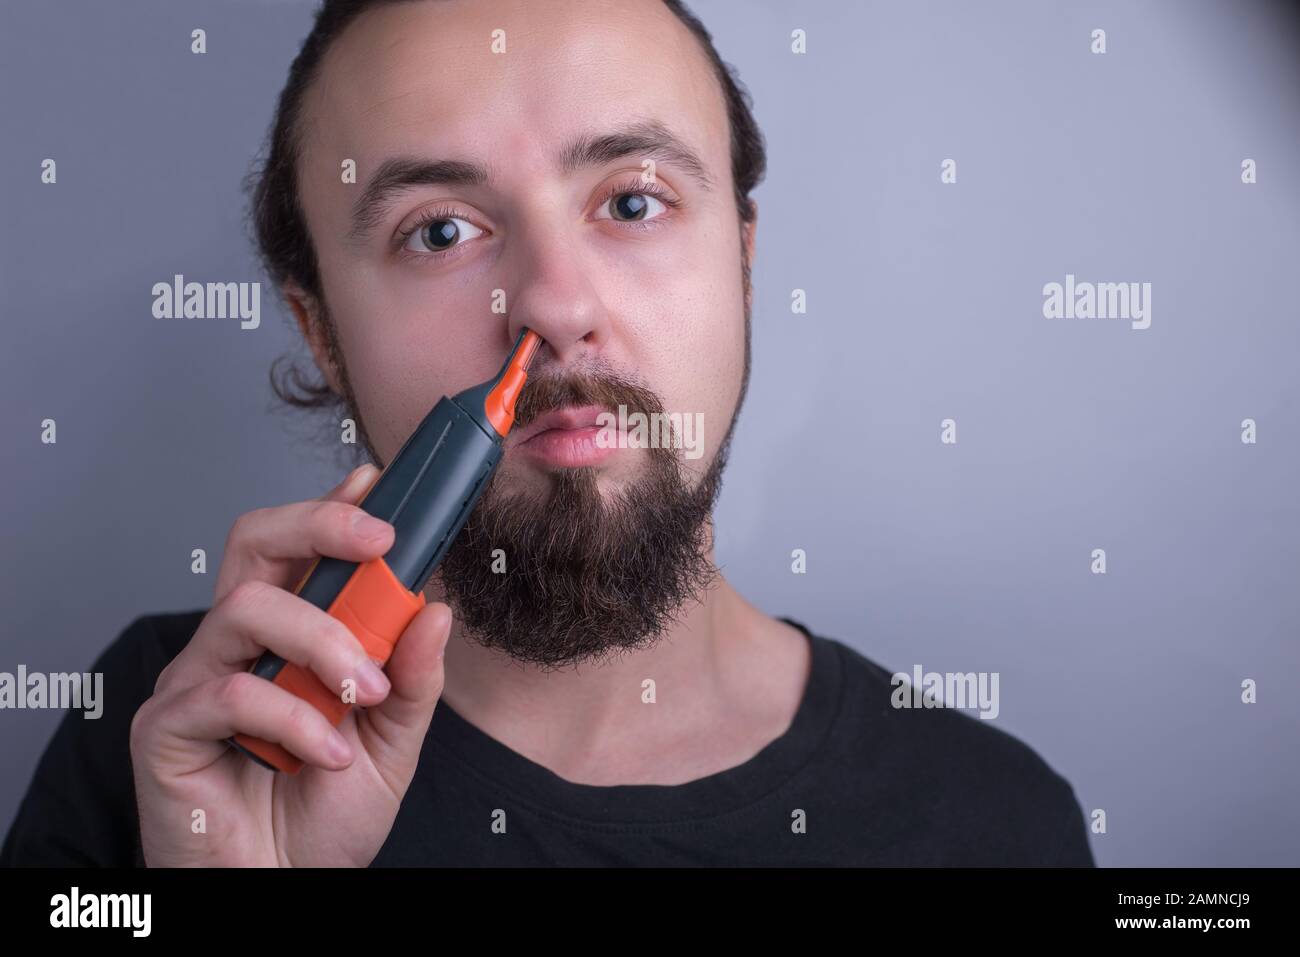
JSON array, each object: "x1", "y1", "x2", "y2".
[
  {"x1": 511, "y1": 367, "x2": 665, "y2": 430},
  {"x1": 363, "y1": 366, "x2": 665, "y2": 472}
]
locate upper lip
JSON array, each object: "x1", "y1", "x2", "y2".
[{"x1": 507, "y1": 404, "x2": 612, "y2": 449}]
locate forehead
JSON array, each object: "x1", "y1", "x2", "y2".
[{"x1": 298, "y1": 0, "x2": 727, "y2": 181}]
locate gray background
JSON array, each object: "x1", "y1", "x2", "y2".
[{"x1": 2, "y1": 0, "x2": 1297, "y2": 866}]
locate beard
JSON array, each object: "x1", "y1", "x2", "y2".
[
  {"x1": 435, "y1": 368, "x2": 732, "y2": 668},
  {"x1": 315, "y1": 256, "x2": 751, "y2": 668}
]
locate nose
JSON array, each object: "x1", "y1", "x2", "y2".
[{"x1": 503, "y1": 235, "x2": 611, "y2": 371}]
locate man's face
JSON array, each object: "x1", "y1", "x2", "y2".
[{"x1": 292, "y1": 0, "x2": 754, "y2": 664}]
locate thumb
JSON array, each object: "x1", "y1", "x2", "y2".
[{"x1": 354, "y1": 601, "x2": 453, "y2": 787}]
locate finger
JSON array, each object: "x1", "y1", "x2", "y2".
[
  {"x1": 137, "y1": 671, "x2": 354, "y2": 776},
  {"x1": 319, "y1": 464, "x2": 381, "y2": 504},
  {"x1": 157, "y1": 579, "x2": 393, "y2": 701},
  {"x1": 228, "y1": 498, "x2": 394, "y2": 565},
  {"x1": 213, "y1": 496, "x2": 394, "y2": 604},
  {"x1": 355, "y1": 602, "x2": 452, "y2": 789}
]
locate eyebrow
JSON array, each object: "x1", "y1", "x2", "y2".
[
  {"x1": 557, "y1": 120, "x2": 714, "y2": 194},
  {"x1": 347, "y1": 119, "x2": 714, "y2": 242}
]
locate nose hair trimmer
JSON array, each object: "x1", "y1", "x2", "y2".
[{"x1": 230, "y1": 328, "x2": 542, "y2": 774}]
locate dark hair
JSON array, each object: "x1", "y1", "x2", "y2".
[{"x1": 246, "y1": 0, "x2": 766, "y2": 411}]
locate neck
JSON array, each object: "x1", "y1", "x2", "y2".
[{"x1": 421, "y1": 530, "x2": 811, "y2": 786}]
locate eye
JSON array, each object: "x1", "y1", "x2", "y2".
[
  {"x1": 401, "y1": 213, "x2": 484, "y2": 254},
  {"x1": 599, "y1": 191, "x2": 666, "y2": 223},
  {"x1": 594, "y1": 179, "x2": 680, "y2": 224}
]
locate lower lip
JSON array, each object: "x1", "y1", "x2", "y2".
[{"x1": 514, "y1": 426, "x2": 620, "y2": 468}]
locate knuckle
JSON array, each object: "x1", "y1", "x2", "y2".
[
  {"x1": 153, "y1": 660, "x2": 175, "y2": 696},
  {"x1": 215, "y1": 671, "x2": 258, "y2": 711},
  {"x1": 223, "y1": 579, "x2": 271, "y2": 616},
  {"x1": 226, "y1": 508, "x2": 263, "y2": 547},
  {"x1": 128, "y1": 698, "x2": 156, "y2": 748},
  {"x1": 282, "y1": 699, "x2": 319, "y2": 740},
  {"x1": 312, "y1": 500, "x2": 350, "y2": 538}
]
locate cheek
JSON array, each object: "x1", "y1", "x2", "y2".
[
  {"x1": 593, "y1": 221, "x2": 744, "y2": 458},
  {"x1": 325, "y1": 266, "x2": 491, "y2": 459}
]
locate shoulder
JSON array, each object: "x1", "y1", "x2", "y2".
[
  {"x1": 109, "y1": 609, "x2": 209, "y2": 671},
  {"x1": 82, "y1": 609, "x2": 210, "y2": 710},
  {"x1": 55, "y1": 608, "x2": 209, "y2": 735},
  {"x1": 0, "y1": 608, "x2": 209, "y2": 867},
  {"x1": 795, "y1": 621, "x2": 1094, "y2": 865}
]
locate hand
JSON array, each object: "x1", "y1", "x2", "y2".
[{"x1": 129, "y1": 465, "x2": 452, "y2": 866}]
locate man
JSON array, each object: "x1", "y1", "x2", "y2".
[{"x1": 2, "y1": 0, "x2": 1094, "y2": 866}]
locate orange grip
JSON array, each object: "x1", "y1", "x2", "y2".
[{"x1": 233, "y1": 556, "x2": 426, "y2": 774}]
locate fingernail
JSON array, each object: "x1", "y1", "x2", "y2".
[
  {"x1": 353, "y1": 512, "x2": 391, "y2": 542},
  {"x1": 358, "y1": 658, "x2": 390, "y2": 697}
]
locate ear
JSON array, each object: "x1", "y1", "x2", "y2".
[{"x1": 283, "y1": 281, "x2": 342, "y2": 395}]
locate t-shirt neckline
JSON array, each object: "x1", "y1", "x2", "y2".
[{"x1": 425, "y1": 617, "x2": 844, "y2": 826}]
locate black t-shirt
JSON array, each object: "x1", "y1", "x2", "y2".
[{"x1": 1, "y1": 611, "x2": 1095, "y2": 866}]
